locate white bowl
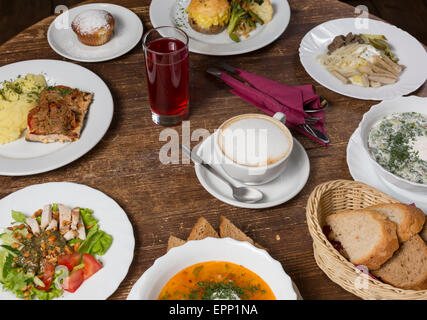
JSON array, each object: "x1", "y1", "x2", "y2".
[
  {"x1": 358, "y1": 96, "x2": 427, "y2": 193},
  {"x1": 127, "y1": 237, "x2": 297, "y2": 300}
]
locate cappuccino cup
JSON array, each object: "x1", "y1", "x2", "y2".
[{"x1": 214, "y1": 112, "x2": 293, "y2": 185}]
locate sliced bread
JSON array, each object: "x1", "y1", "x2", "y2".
[
  {"x1": 167, "y1": 235, "x2": 186, "y2": 252},
  {"x1": 366, "y1": 203, "x2": 425, "y2": 242},
  {"x1": 420, "y1": 223, "x2": 427, "y2": 243},
  {"x1": 325, "y1": 209, "x2": 399, "y2": 270},
  {"x1": 219, "y1": 216, "x2": 264, "y2": 249},
  {"x1": 187, "y1": 217, "x2": 219, "y2": 241},
  {"x1": 372, "y1": 235, "x2": 427, "y2": 290}
]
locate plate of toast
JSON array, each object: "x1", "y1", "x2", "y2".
[{"x1": 0, "y1": 59, "x2": 113, "y2": 176}]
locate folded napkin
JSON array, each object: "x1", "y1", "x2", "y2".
[{"x1": 220, "y1": 69, "x2": 329, "y2": 146}]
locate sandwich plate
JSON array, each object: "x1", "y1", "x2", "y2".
[
  {"x1": 299, "y1": 18, "x2": 427, "y2": 100},
  {"x1": 149, "y1": 0, "x2": 291, "y2": 56},
  {"x1": 127, "y1": 237, "x2": 297, "y2": 300},
  {"x1": 0, "y1": 59, "x2": 113, "y2": 176},
  {"x1": 47, "y1": 3, "x2": 143, "y2": 63},
  {"x1": 0, "y1": 182, "x2": 135, "y2": 300}
]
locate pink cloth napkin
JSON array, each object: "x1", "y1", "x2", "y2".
[{"x1": 221, "y1": 69, "x2": 329, "y2": 146}]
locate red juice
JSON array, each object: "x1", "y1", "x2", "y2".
[{"x1": 144, "y1": 38, "x2": 189, "y2": 118}]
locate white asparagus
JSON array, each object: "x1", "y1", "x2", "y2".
[
  {"x1": 330, "y1": 70, "x2": 349, "y2": 84},
  {"x1": 40, "y1": 204, "x2": 52, "y2": 229},
  {"x1": 361, "y1": 74, "x2": 370, "y2": 87},
  {"x1": 371, "y1": 64, "x2": 398, "y2": 79},
  {"x1": 381, "y1": 54, "x2": 403, "y2": 73},
  {"x1": 368, "y1": 74, "x2": 397, "y2": 84},
  {"x1": 370, "y1": 80, "x2": 382, "y2": 88},
  {"x1": 373, "y1": 56, "x2": 399, "y2": 75}
]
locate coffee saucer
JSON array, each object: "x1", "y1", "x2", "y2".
[
  {"x1": 194, "y1": 134, "x2": 310, "y2": 209},
  {"x1": 347, "y1": 128, "x2": 427, "y2": 212}
]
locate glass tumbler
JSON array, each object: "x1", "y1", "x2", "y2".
[{"x1": 142, "y1": 26, "x2": 190, "y2": 126}]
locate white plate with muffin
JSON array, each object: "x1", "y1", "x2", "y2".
[
  {"x1": 150, "y1": 0, "x2": 291, "y2": 56},
  {"x1": 48, "y1": 3, "x2": 143, "y2": 62}
]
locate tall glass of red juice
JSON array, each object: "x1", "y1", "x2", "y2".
[{"x1": 142, "y1": 27, "x2": 189, "y2": 126}]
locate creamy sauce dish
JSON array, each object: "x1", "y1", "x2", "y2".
[{"x1": 368, "y1": 112, "x2": 427, "y2": 184}]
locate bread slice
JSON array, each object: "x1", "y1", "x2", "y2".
[
  {"x1": 420, "y1": 223, "x2": 427, "y2": 243},
  {"x1": 187, "y1": 217, "x2": 219, "y2": 241},
  {"x1": 167, "y1": 235, "x2": 186, "y2": 252},
  {"x1": 366, "y1": 203, "x2": 425, "y2": 242},
  {"x1": 219, "y1": 216, "x2": 264, "y2": 249},
  {"x1": 372, "y1": 235, "x2": 427, "y2": 290},
  {"x1": 326, "y1": 209, "x2": 399, "y2": 270}
]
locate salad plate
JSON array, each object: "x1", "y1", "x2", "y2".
[
  {"x1": 347, "y1": 127, "x2": 427, "y2": 213},
  {"x1": 0, "y1": 59, "x2": 113, "y2": 176},
  {"x1": 149, "y1": 0, "x2": 291, "y2": 56},
  {"x1": 47, "y1": 3, "x2": 143, "y2": 62},
  {"x1": 127, "y1": 237, "x2": 297, "y2": 300},
  {"x1": 193, "y1": 134, "x2": 310, "y2": 209},
  {"x1": 299, "y1": 18, "x2": 427, "y2": 100},
  {"x1": 0, "y1": 182, "x2": 135, "y2": 300}
]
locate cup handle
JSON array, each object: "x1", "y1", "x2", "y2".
[{"x1": 273, "y1": 112, "x2": 286, "y2": 124}]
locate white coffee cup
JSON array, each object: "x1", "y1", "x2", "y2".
[{"x1": 214, "y1": 112, "x2": 294, "y2": 185}]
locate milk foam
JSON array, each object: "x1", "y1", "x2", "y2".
[{"x1": 218, "y1": 115, "x2": 292, "y2": 167}]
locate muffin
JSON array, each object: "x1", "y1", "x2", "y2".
[
  {"x1": 186, "y1": 0, "x2": 230, "y2": 34},
  {"x1": 71, "y1": 9, "x2": 115, "y2": 46}
]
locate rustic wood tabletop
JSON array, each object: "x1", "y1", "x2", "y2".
[{"x1": 0, "y1": 0, "x2": 425, "y2": 300}]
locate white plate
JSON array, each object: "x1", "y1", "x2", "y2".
[
  {"x1": 127, "y1": 237, "x2": 297, "y2": 300},
  {"x1": 347, "y1": 128, "x2": 427, "y2": 212},
  {"x1": 48, "y1": 3, "x2": 143, "y2": 62},
  {"x1": 150, "y1": 0, "x2": 291, "y2": 56},
  {"x1": 0, "y1": 59, "x2": 113, "y2": 176},
  {"x1": 299, "y1": 18, "x2": 427, "y2": 100},
  {"x1": 194, "y1": 134, "x2": 310, "y2": 209},
  {"x1": 0, "y1": 182, "x2": 135, "y2": 300}
]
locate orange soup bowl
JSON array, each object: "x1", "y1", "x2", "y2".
[{"x1": 127, "y1": 238, "x2": 297, "y2": 300}]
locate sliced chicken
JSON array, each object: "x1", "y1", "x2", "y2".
[
  {"x1": 26, "y1": 217, "x2": 40, "y2": 235},
  {"x1": 45, "y1": 219, "x2": 58, "y2": 231},
  {"x1": 58, "y1": 204, "x2": 72, "y2": 235},
  {"x1": 40, "y1": 204, "x2": 52, "y2": 229},
  {"x1": 63, "y1": 230, "x2": 78, "y2": 241},
  {"x1": 71, "y1": 207, "x2": 80, "y2": 231},
  {"x1": 76, "y1": 215, "x2": 86, "y2": 240}
]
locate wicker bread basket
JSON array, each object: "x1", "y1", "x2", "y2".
[{"x1": 306, "y1": 179, "x2": 427, "y2": 300}]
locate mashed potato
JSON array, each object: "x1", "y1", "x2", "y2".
[{"x1": 0, "y1": 74, "x2": 47, "y2": 144}]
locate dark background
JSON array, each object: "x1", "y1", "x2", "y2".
[{"x1": 0, "y1": 0, "x2": 426, "y2": 46}]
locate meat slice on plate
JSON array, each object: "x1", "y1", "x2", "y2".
[{"x1": 25, "y1": 85, "x2": 93, "y2": 143}]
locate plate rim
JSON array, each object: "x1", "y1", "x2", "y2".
[
  {"x1": 0, "y1": 181, "x2": 135, "y2": 300},
  {"x1": 0, "y1": 59, "x2": 113, "y2": 176},
  {"x1": 47, "y1": 3, "x2": 144, "y2": 63},
  {"x1": 127, "y1": 237, "x2": 297, "y2": 300},
  {"x1": 299, "y1": 17, "x2": 427, "y2": 100},
  {"x1": 149, "y1": 0, "x2": 291, "y2": 56},
  {"x1": 194, "y1": 134, "x2": 310, "y2": 209}
]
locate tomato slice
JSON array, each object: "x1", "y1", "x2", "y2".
[
  {"x1": 62, "y1": 269, "x2": 84, "y2": 293},
  {"x1": 37, "y1": 262, "x2": 55, "y2": 291},
  {"x1": 58, "y1": 253, "x2": 82, "y2": 272},
  {"x1": 82, "y1": 254, "x2": 103, "y2": 280}
]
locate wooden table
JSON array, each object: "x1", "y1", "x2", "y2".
[{"x1": 0, "y1": 0, "x2": 425, "y2": 300}]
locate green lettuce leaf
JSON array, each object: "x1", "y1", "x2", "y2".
[{"x1": 11, "y1": 210, "x2": 27, "y2": 223}]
